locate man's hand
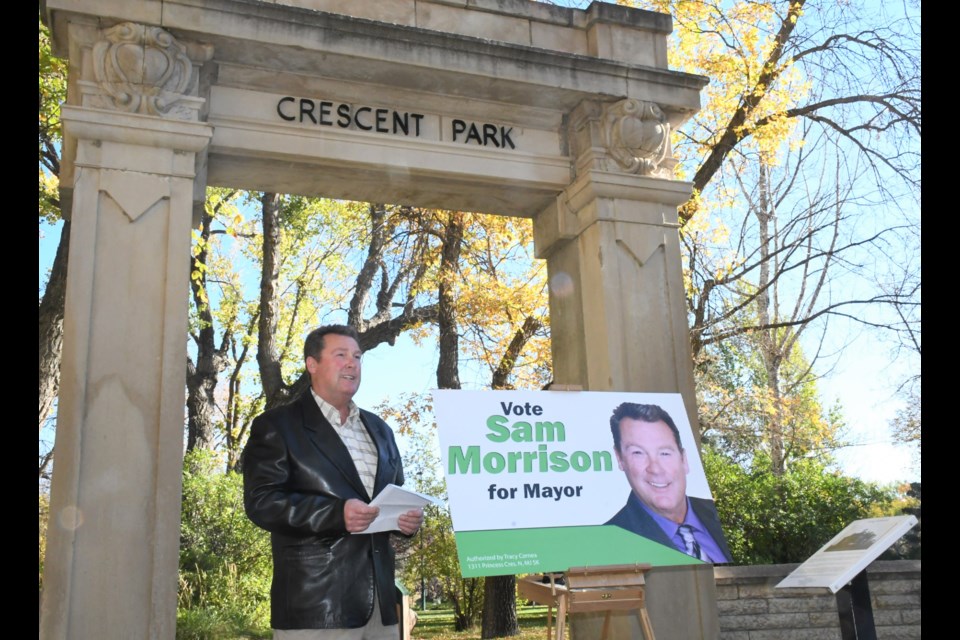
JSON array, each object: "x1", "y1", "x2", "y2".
[
  {"x1": 344, "y1": 498, "x2": 379, "y2": 533},
  {"x1": 397, "y1": 508, "x2": 424, "y2": 535}
]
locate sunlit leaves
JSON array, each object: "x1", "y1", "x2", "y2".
[
  {"x1": 39, "y1": 17, "x2": 66, "y2": 223},
  {"x1": 697, "y1": 324, "x2": 843, "y2": 469},
  {"x1": 455, "y1": 214, "x2": 550, "y2": 390},
  {"x1": 630, "y1": 0, "x2": 806, "y2": 174}
]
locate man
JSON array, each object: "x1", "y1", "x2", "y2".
[
  {"x1": 605, "y1": 403, "x2": 732, "y2": 563},
  {"x1": 243, "y1": 324, "x2": 424, "y2": 638}
]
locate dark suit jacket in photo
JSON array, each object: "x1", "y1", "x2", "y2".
[
  {"x1": 606, "y1": 492, "x2": 733, "y2": 563},
  {"x1": 242, "y1": 391, "x2": 406, "y2": 630}
]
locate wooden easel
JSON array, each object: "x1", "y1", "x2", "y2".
[{"x1": 518, "y1": 564, "x2": 656, "y2": 640}]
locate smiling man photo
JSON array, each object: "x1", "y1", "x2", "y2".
[{"x1": 605, "y1": 402, "x2": 732, "y2": 563}]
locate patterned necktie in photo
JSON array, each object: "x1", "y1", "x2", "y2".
[{"x1": 678, "y1": 524, "x2": 708, "y2": 561}]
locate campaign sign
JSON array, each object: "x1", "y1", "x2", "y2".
[{"x1": 433, "y1": 390, "x2": 729, "y2": 577}]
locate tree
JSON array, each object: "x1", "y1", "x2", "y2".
[
  {"x1": 703, "y1": 445, "x2": 897, "y2": 564},
  {"x1": 883, "y1": 481, "x2": 920, "y2": 560},
  {"x1": 618, "y1": 1, "x2": 920, "y2": 468},
  {"x1": 385, "y1": 394, "x2": 487, "y2": 631},
  {"x1": 631, "y1": 0, "x2": 920, "y2": 219},
  {"x1": 372, "y1": 210, "x2": 547, "y2": 636},
  {"x1": 689, "y1": 135, "x2": 897, "y2": 473},
  {"x1": 884, "y1": 226, "x2": 920, "y2": 458},
  {"x1": 185, "y1": 191, "x2": 360, "y2": 462},
  {"x1": 698, "y1": 323, "x2": 845, "y2": 473},
  {"x1": 184, "y1": 196, "x2": 443, "y2": 467},
  {"x1": 38, "y1": 16, "x2": 68, "y2": 441},
  {"x1": 186, "y1": 189, "x2": 241, "y2": 452}
]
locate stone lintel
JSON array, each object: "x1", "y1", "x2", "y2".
[
  {"x1": 206, "y1": 112, "x2": 568, "y2": 216},
  {"x1": 46, "y1": 0, "x2": 707, "y2": 115}
]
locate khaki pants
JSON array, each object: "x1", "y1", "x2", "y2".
[{"x1": 274, "y1": 596, "x2": 398, "y2": 640}]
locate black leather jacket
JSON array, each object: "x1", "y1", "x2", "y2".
[{"x1": 242, "y1": 392, "x2": 405, "y2": 629}]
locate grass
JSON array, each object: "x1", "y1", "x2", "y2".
[
  {"x1": 412, "y1": 606, "x2": 551, "y2": 640},
  {"x1": 175, "y1": 606, "x2": 551, "y2": 639}
]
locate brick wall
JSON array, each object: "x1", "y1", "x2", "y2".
[{"x1": 713, "y1": 560, "x2": 920, "y2": 640}]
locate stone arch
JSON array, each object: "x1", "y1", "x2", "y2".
[{"x1": 40, "y1": 1, "x2": 712, "y2": 638}]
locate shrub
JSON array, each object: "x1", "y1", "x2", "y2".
[
  {"x1": 704, "y1": 447, "x2": 897, "y2": 565},
  {"x1": 178, "y1": 449, "x2": 272, "y2": 638}
]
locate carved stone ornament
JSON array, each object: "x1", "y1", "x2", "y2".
[
  {"x1": 91, "y1": 22, "x2": 198, "y2": 118},
  {"x1": 600, "y1": 99, "x2": 672, "y2": 176}
]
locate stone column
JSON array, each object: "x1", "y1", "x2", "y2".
[
  {"x1": 40, "y1": 23, "x2": 212, "y2": 640},
  {"x1": 534, "y1": 99, "x2": 719, "y2": 639}
]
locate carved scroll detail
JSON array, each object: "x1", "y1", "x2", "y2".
[
  {"x1": 90, "y1": 23, "x2": 199, "y2": 119},
  {"x1": 600, "y1": 99, "x2": 673, "y2": 176}
]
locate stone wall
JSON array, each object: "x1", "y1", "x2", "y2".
[{"x1": 713, "y1": 560, "x2": 920, "y2": 640}]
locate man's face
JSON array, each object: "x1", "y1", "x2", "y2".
[
  {"x1": 615, "y1": 418, "x2": 689, "y2": 523},
  {"x1": 306, "y1": 333, "x2": 362, "y2": 408}
]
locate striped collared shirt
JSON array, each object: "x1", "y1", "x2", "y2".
[{"x1": 311, "y1": 389, "x2": 379, "y2": 498}]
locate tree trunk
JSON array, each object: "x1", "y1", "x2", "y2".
[
  {"x1": 185, "y1": 203, "x2": 229, "y2": 451},
  {"x1": 481, "y1": 575, "x2": 518, "y2": 638},
  {"x1": 185, "y1": 361, "x2": 218, "y2": 451},
  {"x1": 753, "y1": 164, "x2": 787, "y2": 476},
  {"x1": 434, "y1": 211, "x2": 484, "y2": 635},
  {"x1": 436, "y1": 212, "x2": 464, "y2": 390},
  {"x1": 491, "y1": 316, "x2": 542, "y2": 390},
  {"x1": 39, "y1": 219, "x2": 70, "y2": 430},
  {"x1": 257, "y1": 192, "x2": 289, "y2": 410}
]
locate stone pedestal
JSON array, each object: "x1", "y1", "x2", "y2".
[{"x1": 39, "y1": 106, "x2": 212, "y2": 640}]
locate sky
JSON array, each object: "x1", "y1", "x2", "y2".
[{"x1": 813, "y1": 330, "x2": 918, "y2": 484}]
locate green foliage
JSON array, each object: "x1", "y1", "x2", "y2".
[
  {"x1": 891, "y1": 383, "x2": 920, "y2": 452},
  {"x1": 178, "y1": 450, "x2": 272, "y2": 638},
  {"x1": 698, "y1": 328, "x2": 845, "y2": 472},
  {"x1": 883, "y1": 481, "x2": 920, "y2": 560},
  {"x1": 703, "y1": 446, "x2": 897, "y2": 565},
  {"x1": 39, "y1": 16, "x2": 66, "y2": 224},
  {"x1": 382, "y1": 394, "x2": 485, "y2": 631},
  {"x1": 413, "y1": 606, "x2": 549, "y2": 640}
]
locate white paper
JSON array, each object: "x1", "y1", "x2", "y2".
[{"x1": 357, "y1": 484, "x2": 443, "y2": 534}]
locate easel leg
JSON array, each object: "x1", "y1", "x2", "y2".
[
  {"x1": 638, "y1": 606, "x2": 656, "y2": 640},
  {"x1": 600, "y1": 612, "x2": 611, "y2": 640},
  {"x1": 556, "y1": 596, "x2": 568, "y2": 640}
]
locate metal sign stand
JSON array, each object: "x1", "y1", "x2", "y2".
[{"x1": 835, "y1": 569, "x2": 878, "y2": 640}]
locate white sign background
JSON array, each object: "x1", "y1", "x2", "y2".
[{"x1": 434, "y1": 390, "x2": 715, "y2": 532}]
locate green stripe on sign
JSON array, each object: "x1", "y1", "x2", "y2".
[{"x1": 454, "y1": 526, "x2": 700, "y2": 577}]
